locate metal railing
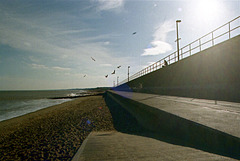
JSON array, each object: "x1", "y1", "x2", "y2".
[{"x1": 119, "y1": 16, "x2": 240, "y2": 85}]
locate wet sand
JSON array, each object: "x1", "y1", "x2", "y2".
[{"x1": 0, "y1": 95, "x2": 115, "y2": 160}]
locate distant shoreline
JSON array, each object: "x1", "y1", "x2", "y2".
[
  {"x1": 48, "y1": 92, "x2": 104, "y2": 99},
  {"x1": 0, "y1": 87, "x2": 111, "y2": 92}
]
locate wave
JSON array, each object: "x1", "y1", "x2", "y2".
[{"x1": 0, "y1": 98, "x2": 71, "y2": 122}]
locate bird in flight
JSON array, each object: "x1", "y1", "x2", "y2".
[
  {"x1": 117, "y1": 65, "x2": 121, "y2": 68},
  {"x1": 111, "y1": 70, "x2": 115, "y2": 74},
  {"x1": 132, "y1": 32, "x2": 137, "y2": 35},
  {"x1": 91, "y1": 57, "x2": 96, "y2": 61},
  {"x1": 83, "y1": 75, "x2": 86, "y2": 77}
]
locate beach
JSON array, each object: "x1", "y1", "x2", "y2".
[{"x1": 0, "y1": 95, "x2": 115, "y2": 160}]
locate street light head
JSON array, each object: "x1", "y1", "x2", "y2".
[{"x1": 176, "y1": 20, "x2": 181, "y2": 23}]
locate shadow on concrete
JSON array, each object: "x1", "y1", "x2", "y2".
[{"x1": 103, "y1": 94, "x2": 240, "y2": 160}]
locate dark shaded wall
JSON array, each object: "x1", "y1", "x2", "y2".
[{"x1": 114, "y1": 35, "x2": 240, "y2": 102}]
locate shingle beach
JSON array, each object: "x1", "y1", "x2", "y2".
[{"x1": 0, "y1": 95, "x2": 115, "y2": 160}]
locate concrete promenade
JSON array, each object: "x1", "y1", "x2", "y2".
[
  {"x1": 73, "y1": 91, "x2": 240, "y2": 160},
  {"x1": 72, "y1": 131, "x2": 237, "y2": 161},
  {"x1": 111, "y1": 91, "x2": 240, "y2": 139}
]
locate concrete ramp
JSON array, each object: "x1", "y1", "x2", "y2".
[{"x1": 104, "y1": 91, "x2": 240, "y2": 159}]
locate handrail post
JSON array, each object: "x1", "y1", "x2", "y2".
[
  {"x1": 229, "y1": 22, "x2": 231, "y2": 39},
  {"x1": 175, "y1": 52, "x2": 176, "y2": 62},
  {"x1": 199, "y1": 39, "x2": 201, "y2": 51},
  {"x1": 128, "y1": 66, "x2": 130, "y2": 82},
  {"x1": 181, "y1": 48, "x2": 183, "y2": 59},
  {"x1": 189, "y1": 44, "x2": 191, "y2": 56},
  {"x1": 212, "y1": 32, "x2": 214, "y2": 46}
]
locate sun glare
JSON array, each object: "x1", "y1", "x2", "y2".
[
  {"x1": 189, "y1": 0, "x2": 227, "y2": 31},
  {"x1": 195, "y1": 0, "x2": 221, "y2": 21}
]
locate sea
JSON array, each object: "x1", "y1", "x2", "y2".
[{"x1": 0, "y1": 89, "x2": 88, "y2": 122}]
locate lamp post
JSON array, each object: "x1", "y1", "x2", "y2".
[
  {"x1": 128, "y1": 66, "x2": 130, "y2": 82},
  {"x1": 117, "y1": 76, "x2": 119, "y2": 86},
  {"x1": 176, "y1": 20, "x2": 181, "y2": 61}
]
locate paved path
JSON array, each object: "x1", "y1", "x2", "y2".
[
  {"x1": 72, "y1": 131, "x2": 237, "y2": 161},
  {"x1": 112, "y1": 91, "x2": 240, "y2": 138},
  {"x1": 73, "y1": 91, "x2": 240, "y2": 160}
]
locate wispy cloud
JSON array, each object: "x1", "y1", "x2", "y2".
[
  {"x1": 103, "y1": 41, "x2": 110, "y2": 45},
  {"x1": 52, "y1": 66, "x2": 71, "y2": 71},
  {"x1": 94, "y1": 0, "x2": 125, "y2": 11},
  {"x1": 30, "y1": 64, "x2": 71, "y2": 72},
  {"x1": 55, "y1": 29, "x2": 95, "y2": 36},
  {"x1": 142, "y1": 20, "x2": 175, "y2": 56},
  {"x1": 100, "y1": 63, "x2": 112, "y2": 67},
  {"x1": 31, "y1": 64, "x2": 48, "y2": 70}
]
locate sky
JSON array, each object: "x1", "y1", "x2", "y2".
[{"x1": 0, "y1": 0, "x2": 239, "y2": 90}]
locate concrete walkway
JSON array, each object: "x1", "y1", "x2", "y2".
[
  {"x1": 72, "y1": 131, "x2": 237, "y2": 161},
  {"x1": 112, "y1": 91, "x2": 240, "y2": 138},
  {"x1": 73, "y1": 91, "x2": 240, "y2": 160}
]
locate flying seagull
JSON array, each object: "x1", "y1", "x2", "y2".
[
  {"x1": 111, "y1": 70, "x2": 115, "y2": 74},
  {"x1": 132, "y1": 32, "x2": 137, "y2": 35},
  {"x1": 91, "y1": 57, "x2": 96, "y2": 61},
  {"x1": 105, "y1": 75, "x2": 108, "y2": 78},
  {"x1": 117, "y1": 65, "x2": 121, "y2": 69}
]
